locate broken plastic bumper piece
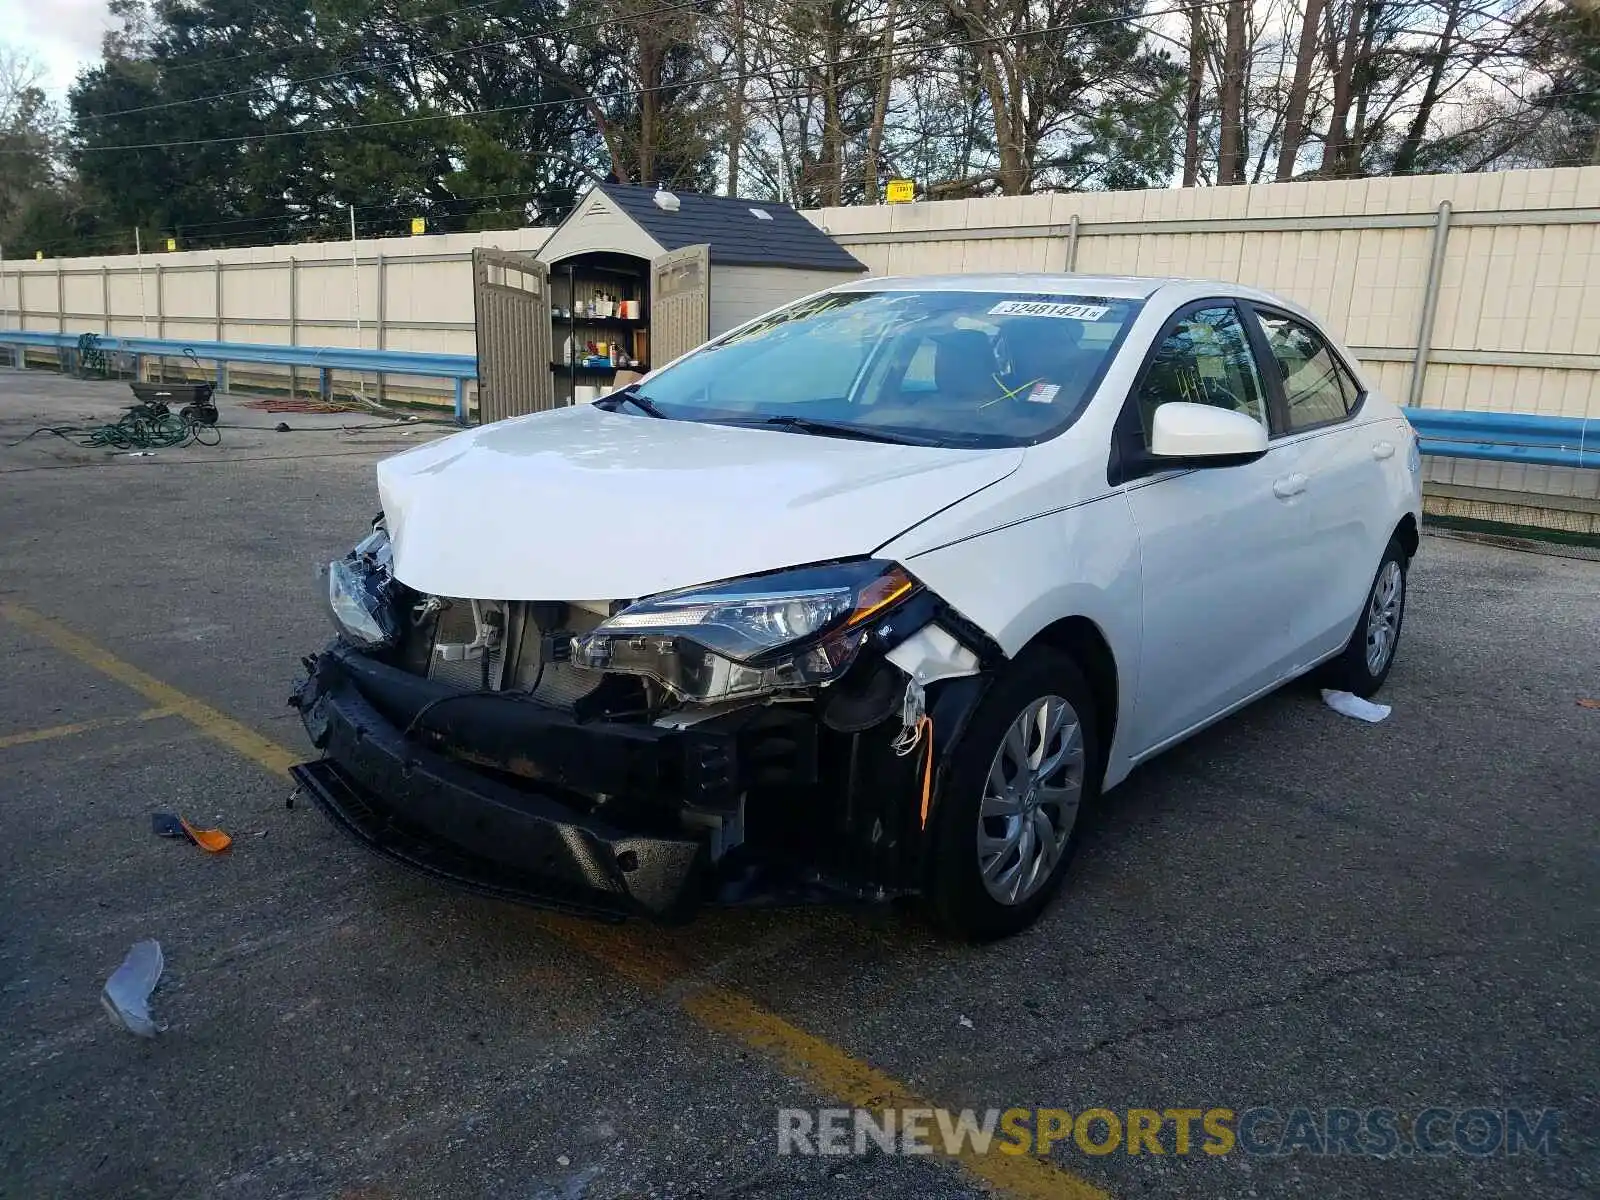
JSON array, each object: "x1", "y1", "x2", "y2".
[{"x1": 290, "y1": 647, "x2": 725, "y2": 919}]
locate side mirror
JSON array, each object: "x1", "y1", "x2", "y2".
[{"x1": 1150, "y1": 401, "x2": 1268, "y2": 463}]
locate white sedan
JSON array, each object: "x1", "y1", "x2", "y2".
[{"x1": 293, "y1": 274, "x2": 1421, "y2": 939}]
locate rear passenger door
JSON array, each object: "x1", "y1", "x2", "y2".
[{"x1": 1243, "y1": 305, "x2": 1390, "y2": 664}]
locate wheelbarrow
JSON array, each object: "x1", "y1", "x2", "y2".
[{"x1": 128, "y1": 380, "x2": 219, "y2": 427}]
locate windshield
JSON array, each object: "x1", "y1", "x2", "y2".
[{"x1": 634, "y1": 289, "x2": 1143, "y2": 447}]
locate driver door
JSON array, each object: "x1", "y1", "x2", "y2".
[{"x1": 1117, "y1": 301, "x2": 1309, "y2": 759}]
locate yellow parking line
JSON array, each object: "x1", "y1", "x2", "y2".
[
  {"x1": 0, "y1": 602, "x2": 301, "y2": 776},
  {"x1": 0, "y1": 706, "x2": 177, "y2": 750},
  {"x1": 0, "y1": 600, "x2": 1109, "y2": 1200},
  {"x1": 544, "y1": 917, "x2": 1110, "y2": 1199}
]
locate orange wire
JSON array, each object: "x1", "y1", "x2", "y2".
[{"x1": 916, "y1": 715, "x2": 934, "y2": 829}]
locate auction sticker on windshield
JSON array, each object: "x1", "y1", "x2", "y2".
[{"x1": 989, "y1": 300, "x2": 1110, "y2": 320}]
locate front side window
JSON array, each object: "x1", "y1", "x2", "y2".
[
  {"x1": 1134, "y1": 305, "x2": 1269, "y2": 447},
  {"x1": 1256, "y1": 311, "x2": 1359, "y2": 431},
  {"x1": 634, "y1": 290, "x2": 1143, "y2": 447}
]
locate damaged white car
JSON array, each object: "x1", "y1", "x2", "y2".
[{"x1": 290, "y1": 274, "x2": 1422, "y2": 938}]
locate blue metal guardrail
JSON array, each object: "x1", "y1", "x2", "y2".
[
  {"x1": 4, "y1": 329, "x2": 1596, "y2": 462},
  {"x1": 3, "y1": 330, "x2": 478, "y2": 423},
  {"x1": 1403, "y1": 407, "x2": 1598, "y2": 470}
]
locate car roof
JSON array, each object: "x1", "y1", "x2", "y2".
[{"x1": 831, "y1": 273, "x2": 1296, "y2": 310}]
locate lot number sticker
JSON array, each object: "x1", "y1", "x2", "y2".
[{"x1": 989, "y1": 300, "x2": 1109, "y2": 321}]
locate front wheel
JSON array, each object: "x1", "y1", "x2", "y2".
[
  {"x1": 1320, "y1": 537, "x2": 1408, "y2": 698},
  {"x1": 926, "y1": 650, "x2": 1100, "y2": 941}
]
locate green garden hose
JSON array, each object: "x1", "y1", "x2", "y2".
[{"x1": 12, "y1": 401, "x2": 222, "y2": 451}]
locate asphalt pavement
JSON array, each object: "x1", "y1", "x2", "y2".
[{"x1": 1, "y1": 371, "x2": 1595, "y2": 1199}]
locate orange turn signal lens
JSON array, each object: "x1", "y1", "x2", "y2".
[{"x1": 845, "y1": 566, "x2": 917, "y2": 628}]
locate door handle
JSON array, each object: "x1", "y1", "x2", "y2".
[
  {"x1": 1372, "y1": 441, "x2": 1396, "y2": 460},
  {"x1": 1273, "y1": 472, "x2": 1308, "y2": 499}
]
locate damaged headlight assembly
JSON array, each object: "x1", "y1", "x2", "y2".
[
  {"x1": 324, "y1": 522, "x2": 402, "y2": 649},
  {"x1": 572, "y1": 560, "x2": 919, "y2": 702}
]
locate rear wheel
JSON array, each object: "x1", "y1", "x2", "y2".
[
  {"x1": 1320, "y1": 537, "x2": 1408, "y2": 698},
  {"x1": 927, "y1": 649, "x2": 1100, "y2": 941}
]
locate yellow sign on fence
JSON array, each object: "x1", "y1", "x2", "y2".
[
  {"x1": 886, "y1": 179, "x2": 915, "y2": 204},
  {"x1": 166, "y1": 237, "x2": 177, "y2": 251},
  {"x1": 411, "y1": 217, "x2": 426, "y2": 236}
]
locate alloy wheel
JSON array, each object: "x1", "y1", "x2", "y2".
[
  {"x1": 1365, "y1": 560, "x2": 1404, "y2": 674},
  {"x1": 976, "y1": 694, "x2": 1085, "y2": 907}
]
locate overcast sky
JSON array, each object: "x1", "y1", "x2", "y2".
[{"x1": 0, "y1": 0, "x2": 114, "y2": 99}]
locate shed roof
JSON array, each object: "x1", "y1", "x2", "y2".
[{"x1": 597, "y1": 184, "x2": 866, "y2": 273}]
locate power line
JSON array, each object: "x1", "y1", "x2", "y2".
[
  {"x1": 81, "y1": 0, "x2": 936, "y2": 125},
  {"x1": 66, "y1": 169, "x2": 602, "y2": 240},
  {"x1": 37, "y1": 0, "x2": 1239, "y2": 156},
  {"x1": 84, "y1": 0, "x2": 537, "y2": 85},
  {"x1": 77, "y1": 0, "x2": 702, "y2": 123},
  {"x1": 10, "y1": 169, "x2": 624, "y2": 256}
]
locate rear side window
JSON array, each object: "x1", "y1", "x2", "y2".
[{"x1": 1255, "y1": 312, "x2": 1361, "y2": 431}]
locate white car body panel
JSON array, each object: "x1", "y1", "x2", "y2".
[
  {"x1": 1121, "y1": 456, "x2": 1306, "y2": 753},
  {"x1": 377, "y1": 401, "x2": 1023, "y2": 600},
  {"x1": 374, "y1": 272, "x2": 1422, "y2": 793},
  {"x1": 1277, "y1": 415, "x2": 1421, "y2": 664},
  {"x1": 891, "y1": 490, "x2": 1145, "y2": 780}
]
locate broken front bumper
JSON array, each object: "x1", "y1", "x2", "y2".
[
  {"x1": 290, "y1": 646, "x2": 734, "y2": 920},
  {"x1": 291, "y1": 619, "x2": 1000, "y2": 921}
]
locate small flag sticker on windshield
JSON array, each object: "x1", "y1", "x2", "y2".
[
  {"x1": 1026, "y1": 383, "x2": 1061, "y2": 403},
  {"x1": 990, "y1": 300, "x2": 1108, "y2": 321}
]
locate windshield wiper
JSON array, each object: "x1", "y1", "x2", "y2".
[
  {"x1": 735, "y1": 414, "x2": 951, "y2": 447},
  {"x1": 596, "y1": 385, "x2": 667, "y2": 419}
]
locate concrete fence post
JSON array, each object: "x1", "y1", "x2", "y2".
[
  {"x1": 214, "y1": 261, "x2": 223, "y2": 342},
  {"x1": 1409, "y1": 200, "x2": 1453, "y2": 409},
  {"x1": 55, "y1": 263, "x2": 64, "y2": 334},
  {"x1": 101, "y1": 266, "x2": 110, "y2": 335},
  {"x1": 1065, "y1": 214, "x2": 1081, "y2": 273}
]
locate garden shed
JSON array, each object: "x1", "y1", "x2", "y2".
[{"x1": 471, "y1": 183, "x2": 867, "y2": 417}]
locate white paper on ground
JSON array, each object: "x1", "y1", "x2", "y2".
[
  {"x1": 1321, "y1": 689, "x2": 1391, "y2": 723},
  {"x1": 102, "y1": 939, "x2": 164, "y2": 1038}
]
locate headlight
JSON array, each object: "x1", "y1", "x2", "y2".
[
  {"x1": 572, "y1": 560, "x2": 918, "y2": 702},
  {"x1": 324, "y1": 524, "x2": 401, "y2": 649}
]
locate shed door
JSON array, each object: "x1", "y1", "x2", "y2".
[
  {"x1": 472, "y1": 248, "x2": 555, "y2": 423},
  {"x1": 650, "y1": 244, "x2": 710, "y2": 369}
]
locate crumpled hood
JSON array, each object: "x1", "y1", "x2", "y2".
[{"x1": 377, "y1": 404, "x2": 1023, "y2": 600}]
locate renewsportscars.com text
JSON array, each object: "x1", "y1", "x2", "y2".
[{"x1": 777, "y1": 1106, "x2": 1561, "y2": 1159}]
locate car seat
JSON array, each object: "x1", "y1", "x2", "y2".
[{"x1": 931, "y1": 330, "x2": 999, "y2": 407}]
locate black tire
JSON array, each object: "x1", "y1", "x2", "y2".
[
  {"x1": 926, "y1": 648, "x2": 1100, "y2": 941},
  {"x1": 1319, "y1": 537, "x2": 1408, "y2": 699}
]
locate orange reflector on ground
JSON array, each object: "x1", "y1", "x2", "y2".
[{"x1": 178, "y1": 818, "x2": 232, "y2": 853}]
